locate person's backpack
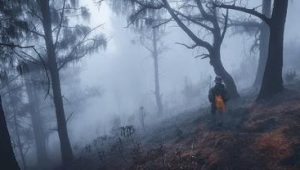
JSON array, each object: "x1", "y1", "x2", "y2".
[{"x1": 215, "y1": 95, "x2": 225, "y2": 112}]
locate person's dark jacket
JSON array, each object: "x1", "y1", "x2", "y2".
[{"x1": 208, "y1": 83, "x2": 229, "y2": 103}]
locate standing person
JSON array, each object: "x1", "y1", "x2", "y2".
[{"x1": 208, "y1": 76, "x2": 229, "y2": 125}]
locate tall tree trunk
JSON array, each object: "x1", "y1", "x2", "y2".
[
  {"x1": 38, "y1": 0, "x2": 74, "y2": 164},
  {"x1": 210, "y1": 49, "x2": 240, "y2": 99},
  {"x1": 0, "y1": 96, "x2": 20, "y2": 170},
  {"x1": 152, "y1": 27, "x2": 163, "y2": 114},
  {"x1": 254, "y1": 0, "x2": 272, "y2": 88},
  {"x1": 257, "y1": 0, "x2": 288, "y2": 100},
  {"x1": 24, "y1": 72, "x2": 48, "y2": 168}
]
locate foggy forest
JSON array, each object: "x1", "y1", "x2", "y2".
[{"x1": 0, "y1": 0, "x2": 300, "y2": 170}]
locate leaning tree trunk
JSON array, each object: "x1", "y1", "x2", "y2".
[
  {"x1": 253, "y1": 0, "x2": 272, "y2": 88},
  {"x1": 257, "y1": 0, "x2": 288, "y2": 100},
  {"x1": 161, "y1": 0, "x2": 239, "y2": 98},
  {"x1": 210, "y1": 49, "x2": 240, "y2": 99},
  {"x1": 0, "y1": 96, "x2": 20, "y2": 170},
  {"x1": 38, "y1": 0, "x2": 74, "y2": 164},
  {"x1": 152, "y1": 27, "x2": 163, "y2": 114},
  {"x1": 24, "y1": 72, "x2": 48, "y2": 168}
]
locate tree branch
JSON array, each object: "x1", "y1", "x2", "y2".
[
  {"x1": 227, "y1": 19, "x2": 260, "y2": 28},
  {"x1": 195, "y1": 54, "x2": 210, "y2": 59},
  {"x1": 152, "y1": 18, "x2": 173, "y2": 28},
  {"x1": 214, "y1": 3, "x2": 271, "y2": 25},
  {"x1": 162, "y1": 0, "x2": 212, "y2": 51},
  {"x1": 221, "y1": 9, "x2": 229, "y2": 42},
  {"x1": 126, "y1": 0, "x2": 164, "y2": 28},
  {"x1": 28, "y1": 29, "x2": 45, "y2": 38},
  {"x1": 54, "y1": 0, "x2": 66, "y2": 49},
  {"x1": 172, "y1": 9, "x2": 214, "y2": 32},
  {"x1": 175, "y1": 42, "x2": 197, "y2": 49},
  {"x1": 140, "y1": 37, "x2": 154, "y2": 53},
  {"x1": 57, "y1": 24, "x2": 104, "y2": 70},
  {"x1": 195, "y1": 0, "x2": 213, "y2": 21},
  {"x1": 0, "y1": 43, "x2": 34, "y2": 49}
]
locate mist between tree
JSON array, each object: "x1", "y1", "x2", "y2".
[{"x1": 0, "y1": 0, "x2": 300, "y2": 169}]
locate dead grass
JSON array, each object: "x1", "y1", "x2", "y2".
[
  {"x1": 256, "y1": 128, "x2": 293, "y2": 160},
  {"x1": 69, "y1": 90, "x2": 300, "y2": 170},
  {"x1": 255, "y1": 127, "x2": 296, "y2": 169}
]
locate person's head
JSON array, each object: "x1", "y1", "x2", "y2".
[{"x1": 214, "y1": 76, "x2": 223, "y2": 84}]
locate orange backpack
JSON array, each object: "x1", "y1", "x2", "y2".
[{"x1": 215, "y1": 95, "x2": 225, "y2": 112}]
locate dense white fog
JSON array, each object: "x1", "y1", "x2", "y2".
[
  {"x1": 59, "y1": 0, "x2": 300, "y2": 145},
  {"x1": 1, "y1": 0, "x2": 300, "y2": 169}
]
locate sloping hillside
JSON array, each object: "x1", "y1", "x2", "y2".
[{"x1": 65, "y1": 87, "x2": 300, "y2": 170}]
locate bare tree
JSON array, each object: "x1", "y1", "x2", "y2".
[
  {"x1": 216, "y1": 0, "x2": 289, "y2": 100},
  {"x1": 139, "y1": 13, "x2": 165, "y2": 115},
  {"x1": 110, "y1": 0, "x2": 165, "y2": 114},
  {"x1": 111, "y1": 0, "x2": 240, "y2": 98},
  {"x1": 140, "y1": 25, "x2": 165, "y2": 114},
  {"x1": 37, "y1": 0, "x2": 74, "y2": 163}
]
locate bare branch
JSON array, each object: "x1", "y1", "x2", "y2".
[
  {"x1": 0, "y1": 42, "x2": 51, "y2": 98},
  {"x1": 227, "y1": 19, "x2": 260, "y2": 28},
  {"x1": 172, "y1": 9, "x2": 214, "y2": 32},
  {"x1": 195, "y1": 0, "x2": 212, "y2": 20},
  {"x1": 28, "y1": 29, "x2": 45, "y2": 38},
  {"x1": 152, "y1": 18, "x2": 173, "y2": 28},
  {"x1": 126, "y1": 0, "x2": 164, "y2": 28},
  {"x1": 135, "y1": 0, "x2": 164, "y2": 10},
  {"x1": 175, "y1": 42, "x2": 197, "y2": 49},
  {"x1": 66, "y1": 112, "x2": 74, "y2": 123},
  {"x1": 162, "y1": 0, "x2": 212, "y2": 51},
  {"x1": 214, "y1": 3, "x2": 271, "y2": 25},
  {"x1": 54, "y1": 0, "x2": 66, "y2": 49},
  {"x1": 194, "y1": 54, "x2": 209, "y2": 59},
  {"x1": 0, "y1": 43, "x2": 34, "y2": 49},
  {"x1": 140, "y1": 37, "x2": 154, "y2": 53},
  {"x1": 221, "y1": 9, "x2": 229, "y2": 42}
]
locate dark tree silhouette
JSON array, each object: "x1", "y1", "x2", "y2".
[
  {"x1": 0, "y1": 1, "x2": 29, "y2": 169},
  {"x1": 0, "y1": 96, "x2": 20, "y2": 170},
  {"x1": 37, "y1": 0, "x2": 74, "y2": 163},
  {"x1": 138, "y1": 15, "x2": 165, "y2": 115},
  {"x1": 254, "y1": 0, "x2": 272, "y2": 88},
  {"x1": 216, "y1": 0, "x2": 289, "y2": 100},
  {"x1": 220, "y1": 0, "x2": 272, "y2": 89}
]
